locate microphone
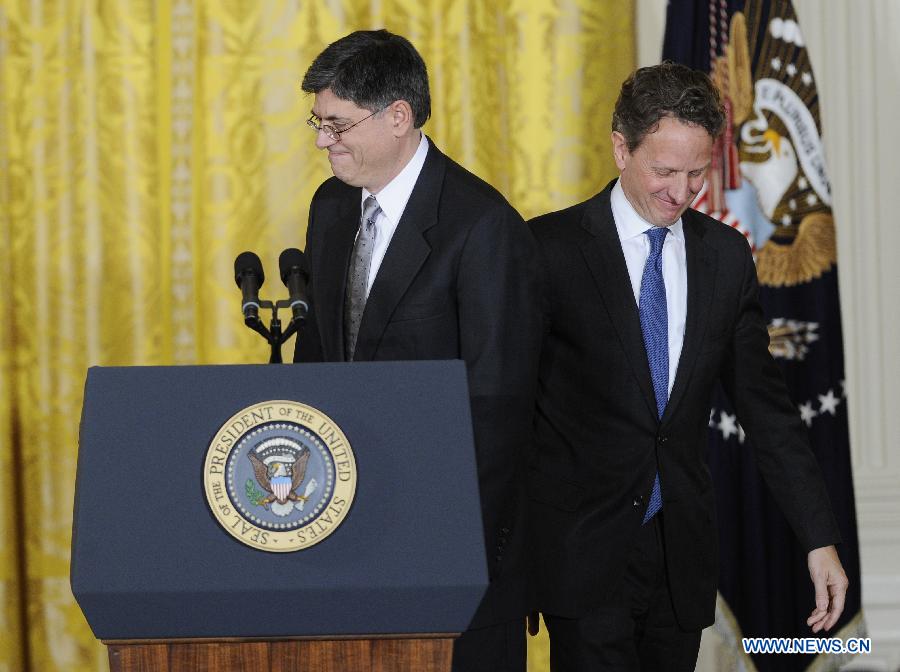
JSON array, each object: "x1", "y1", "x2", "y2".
[
  {"x1": 278, "y1": 248, "x2": 309, "y2": 323},
  {"x1": 234, "y1": 251, "x2": 265, "y2": 321}
]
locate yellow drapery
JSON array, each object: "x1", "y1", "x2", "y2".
[{"x1": 0, "y1": 1, "x2": 633, "y2": 670}]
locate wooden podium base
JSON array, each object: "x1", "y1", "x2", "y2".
[{"x1": 106, "y1": 637, "x2": 454, "y2": 672}]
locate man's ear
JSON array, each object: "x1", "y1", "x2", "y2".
[
  {"x1": 388, "y1": 100, "x2": 415, "y2": 137},
  {"x1": 611, "y1": 131, "x2": 630, "y2": 171}
]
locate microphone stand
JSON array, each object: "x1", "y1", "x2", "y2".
[{"x1": 243, "y1": 299, "x2": 303, "y2": 364}]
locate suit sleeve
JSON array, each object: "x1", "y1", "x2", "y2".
[
  {"x1": 293, "y1": 195, "x2": 324, "y2": 363},
  {"x1": 720, "y1": 244, "x2": 841, "y2": 552},
  {"x1": 456, "y1": 204, "x2": 543, "y2": 574}
]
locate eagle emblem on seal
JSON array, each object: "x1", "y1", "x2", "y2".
[{"x1": 247, "y1": 438, "x2": 319, "y2": 517}]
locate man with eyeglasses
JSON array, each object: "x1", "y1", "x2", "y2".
[{"x1": 294, "y1": 29, "x2": 542, "y2": 672}]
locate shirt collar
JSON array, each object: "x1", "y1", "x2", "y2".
[
  {"x1": 610, "y1": 179, "x2": 684, "y2": 243},
  {"x1": 362, "y1": 133, "x2": 429, "y2": 225}
]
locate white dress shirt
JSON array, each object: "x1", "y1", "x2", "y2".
[
  {"x1": 360, "y1": 132, "x2": 429, "y2": 297},
  {"x1": 610, "y1": 180, "x2": 687, "y2": 395}
]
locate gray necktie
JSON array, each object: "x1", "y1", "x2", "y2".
[{"x1": 344, "y1": 195, "x2": 380, "y2": 360}]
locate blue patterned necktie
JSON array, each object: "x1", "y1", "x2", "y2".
[
  {"x1": 639, "y1": 226, "x2": 669, "y2": 524},
  {"x1": 344, "y1": 195, "x2": 380, "y2": 361}
]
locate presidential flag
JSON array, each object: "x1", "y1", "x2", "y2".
[{"x1": 663, "y1": 1, "x2": 865, "y2": 670}]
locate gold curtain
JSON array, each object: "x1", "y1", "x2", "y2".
[{"x1": 0, "y1": 1, "x2": 633, "y2": 670}]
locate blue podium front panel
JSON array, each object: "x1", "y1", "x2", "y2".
[{"x1": 71, "y1": 361, "x2": 487, "y2": 640}]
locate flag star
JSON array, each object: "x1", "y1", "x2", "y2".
[
  {"x1": 789, "y1": 199, "x2": 797, "y2": 210},
  {"x1": 718, "y1": 411, "x2": 739, "y2": 441},
  {"x1": 737, "y1": 424, "x2": 746, "y2": 444},
  {"x1": 771, "y1": 57, "x2": 782, "y2": 70},
  {"x1": 802, "y1": 71, "x2": 813, "y2": 86},
  {"x1": 799, "y1": 401, "x2": 817, "y2": 427},
  {"x1": 709, "y1": 408, "x2": 716, "y2": 428},
  {"x1": 818, "y1": 389, "x2": 840, "y2": 415},
  {"x1": 786, "y1": 63, "x2": 798, "y2": 76},
  {"x1": 840, "y1": 379, "x2": 847, "y2": 397},
  {"x1": 781, "y1": 213, "x2": 792, "y2": 226},
  {"x1": 806, "y1": 193, "x2": 818, "y2": 206},
  {"x1": 798, "y1": 177, "x2": 808, "y2": 189}
]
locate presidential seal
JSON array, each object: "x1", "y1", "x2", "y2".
[{"x1": 203, "y1": 400, "x2": 356, "y2": 552}]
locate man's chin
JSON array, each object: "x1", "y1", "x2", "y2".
[
  {"x1": 329, "y1": 167, "x2": 360, "y2": 187},
  {"x1": 656, "y1": 205, "x2": 686, "y2": 226}
]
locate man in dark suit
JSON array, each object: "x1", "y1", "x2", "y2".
[
  {"x1": 528, "y1": 63, "x2": 849, "y2": 671},
  {"x1": 294, "y1": 30, "x2": 541, "y2": 672}
]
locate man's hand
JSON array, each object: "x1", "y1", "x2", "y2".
[{"x1": 807, "y1": 545, "x2": 849, "y2": 633}]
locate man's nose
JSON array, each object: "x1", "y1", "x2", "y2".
[
  {"x1": 315, "y1": 128, "x2": 337, "y2": 150},
  {"x1": 670, "y1": 173, "x2": 691, "y2": 203}
]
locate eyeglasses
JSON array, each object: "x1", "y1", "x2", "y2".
[{"x1": 307, "y1": 108, "x2": 382, "y2": 142}]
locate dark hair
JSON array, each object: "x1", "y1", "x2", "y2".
[
  {"x1": 612, "y1": 62, "x2": 725, "y2": 151},
  {"x1": 302, "y1": 29, "x2": 431, "y2": 128}
]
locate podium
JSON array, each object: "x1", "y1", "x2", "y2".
[{"x1": 71, "y1": 362, "x2": 488, "y2": 671}]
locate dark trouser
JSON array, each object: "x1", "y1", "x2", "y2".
[
  {"x1": 451, "y1": 618, "x2": 526, "y2": 672},
  {"x1": 544, "y1": 515, "x2": 702, "y2": 672}
]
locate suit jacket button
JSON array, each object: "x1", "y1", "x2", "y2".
[
  {"x1": 657, "y1": 435, "x2": 668, "y2": 445},
  {"x1": 633, "y1": 495, "x2": 643, "y2": 507}
]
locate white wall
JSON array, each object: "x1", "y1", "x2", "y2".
[{"x1": 637, "y1": 1, "x2": 900, "y2": 669}]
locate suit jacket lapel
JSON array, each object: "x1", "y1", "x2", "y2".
[
  {"x1": 580, "y1": 184, "x2": 660, "y2": 421},
  {"x1": 351, "y1": 138, "x2": 444, "y2": 361},
  {"x1": 662, "y1": 211, "x2": 717, "y2": 424},
  {"x1": 317, "y1": 191, "x2": 359, "y2": 361}
]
